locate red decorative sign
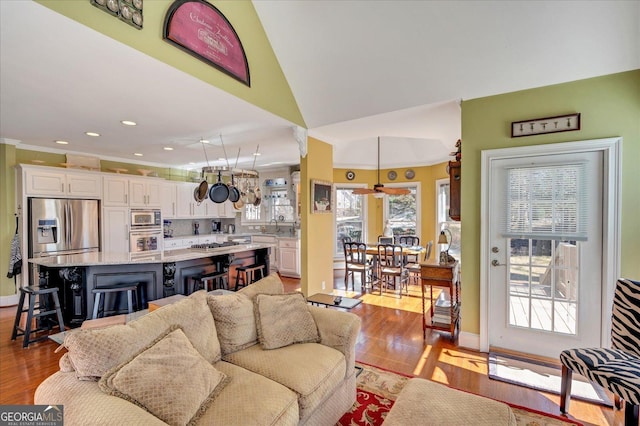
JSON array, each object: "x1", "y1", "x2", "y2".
[{"x1": 164, "y1": 0, "x2": 250, "y2": 86}]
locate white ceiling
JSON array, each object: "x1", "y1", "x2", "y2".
[{"x1": 1, "y1": 1, "x2": 638, "y2": 172}]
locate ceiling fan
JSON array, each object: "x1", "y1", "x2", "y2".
[{"x1": 352, "y1": 137, "x2": 411, "y2": 197}]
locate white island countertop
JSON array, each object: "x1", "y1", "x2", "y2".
[{"x1": 28, "y1": 243, "x2": 272, "y2": 267}]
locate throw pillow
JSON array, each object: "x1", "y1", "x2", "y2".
[
  {"x1": 99, "y1": 326, "x2": 229, "y2": 426},
  {"x1": 206, "y1": 273, "x2": 285, "y2": 356},
  {"x1": 254, "y1": 293, "x2": 320, "y2": 349},
  {"x1": 207, "y1": 292, "x2": 256, "y2": 356},
  {"x1": 64, "y1": 290, "x2": 221, "y2": 380}
]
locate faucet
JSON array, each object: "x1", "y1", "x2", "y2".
[{"x1": 270, "y1": 218, "x2": 281, "y2": 234}]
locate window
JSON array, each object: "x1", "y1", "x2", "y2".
[
  {"x1": 437, "y1": 179, "x2": 461, "y2": 262},
  {"x1": 383, "y1": 183, "x2": 420, "y2": 238},
  {"x1": 334, "y1": 185, "x2": 367, "y2": 257}
]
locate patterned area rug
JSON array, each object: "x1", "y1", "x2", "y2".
[{"x1": 337, "y1": 362, "x2": 583, "y2": 426}]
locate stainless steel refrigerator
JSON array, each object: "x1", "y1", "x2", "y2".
[{"x1": 28, "y1": 198, "x2": 100, "y2": 258}]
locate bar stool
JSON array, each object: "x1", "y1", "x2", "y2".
[
  {"x1": 91, "y1": 284, "x2": 138, "y2": 319},
  {"x1": 186, "y1": 271, "x2": 228, "y2": 294},
  {"x1": 234, "y1": 264, "x2": 266, "y2": 290},
  {"x1": 11, "y1": 286, "x2": 65, "y2": 348}
]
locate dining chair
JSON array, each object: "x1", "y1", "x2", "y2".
[
  {"x1": 343, "y1": 242, "x2": 373, "y2": 292},
  {"x1": 397, "y1": 236, "x2": 421, "y2": 284},
  {"x1": 377, "y1": 244, "x2": 408, "y2": 297},
  {"x1": 560, "y1": 278, "x2": 640, "y2": 426}
]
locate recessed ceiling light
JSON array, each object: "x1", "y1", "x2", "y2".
[
  {"x1": 163, "y1": 147, "x2": 174, "y2": 151},
  {"x1": 218, "y1": 157, "x2": 225, "y2": 161},
  {"x1": 253, "y1": 152, "x2": 261, "y2": 156},
  {"x1": 200, "y1": 139, "x2": 210, "y2": 144},
  {"x1": 85, "y1": 132, "x2": 100, "y2": 137},
  {"x1": 189, "y1": 162, "x2": 196, "y2": 165},
  {"x1": 121, "y1": 120, "x2": 137, "y2": 126},
  {"x1": 55, "y1": 140, "x2": 68, "y2": 145},
  {"x1": 133, "y1": 153, "x2": 143, "y2": 157}
]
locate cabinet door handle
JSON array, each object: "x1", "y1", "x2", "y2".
[
  {"x1": 61, "y1": 183, "x2": 64, "y2": 192},
  {"x1": 125, "y1": 194, "x2": 128, "y2": 204},
  {"x1": 68, "y1": 183, "x2": 71, "y2": 193},
  {"x1": 172, "y1": 202, "x2": 175, "y2": 216}
]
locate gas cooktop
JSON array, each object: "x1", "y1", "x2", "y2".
[{"x1": 190, "y1": 241, "x2": 240, "y2": 251}]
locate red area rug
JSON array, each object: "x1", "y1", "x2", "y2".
[{"x1": 337, "y1": 362, "x2": 583, "y2": 426}]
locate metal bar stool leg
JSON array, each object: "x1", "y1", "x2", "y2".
[
  {"x1": 11, "y1": 289, "x2": 27, "y2": 341},
  {"x1": 51, "y1": 291, "x2": 65, "y2": 333}
]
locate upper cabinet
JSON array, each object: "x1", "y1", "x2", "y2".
[
  {"x1": 23, "y1": 167, "x2": 101, "y2": 198},
  {"x1": 103, "y1": 176, "x2": 162, "y2": 208},
  {"x1": 448, "y1": 160, "x2": 461, "y2": 221}
]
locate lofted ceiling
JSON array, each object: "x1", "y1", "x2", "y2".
[{"x1": 1, "y1": 1, "x2": 638, "y2": 172}]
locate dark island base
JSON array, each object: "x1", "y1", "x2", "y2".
[{"x1": 38, "y1": 248, "x2": 269, "y2": 327}]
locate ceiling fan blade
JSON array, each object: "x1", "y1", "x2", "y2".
[
  {"x1": 352, "y1": 188, "x2": 375, "y2": 195},
  {"x1": 380, "y1": 187, "x2": 411, "y2": 195}
]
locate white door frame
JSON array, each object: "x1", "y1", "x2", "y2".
[{"x1": 479, "y1": 137, "x2": 622, "y2": 353}]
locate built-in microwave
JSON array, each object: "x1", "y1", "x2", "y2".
[{"x1": 130, "y1": 209, "x2": 161, "y2": 229}]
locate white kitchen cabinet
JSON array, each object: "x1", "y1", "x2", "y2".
[
  {"x1": 102, "y1": 207, "x2": 129, "y2": 253},
  {"x1": 103, "y1": 176, "x2": 129, "y2": 206},
  {"x1": 160, "y1": 182, "x2": 178, "y2": 219},
  {"x1": 214, "y1": 200, "x2": 237, "y2": 218},
  {"x1": 129, "y1": 178, "x2": 161, "y2": 208},
  {"x1": 163, "y1": 238, "x2": 183, "y2": 250},
  {"x1": 24, "y1": 168, "x2": 101, "y2": 198},
  {"x1": 278, "y1": 238, "x2": 300, "y2": 278},
  {"x1": 176, "y1": 182, "x2": 211, "y2": 218}
]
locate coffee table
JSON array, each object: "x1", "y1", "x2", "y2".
[{"x1": 306, "y1": 293, "x2": 362, "y2": 310}]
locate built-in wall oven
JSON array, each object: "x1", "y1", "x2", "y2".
[{"x1": 129, "y1": 209, "x2": 162, "y2": 254}]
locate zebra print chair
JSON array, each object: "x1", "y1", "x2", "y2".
[{"x1": 560, "y1": 278, "x2": 640, "y2": 426}]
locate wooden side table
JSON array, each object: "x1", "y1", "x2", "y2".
[{"x1": 420, "y1": 260, "x2": 460, "y2": 339}]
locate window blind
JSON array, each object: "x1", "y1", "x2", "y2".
[{"x1": 503, "y1": 164, "x2": 588, "y2": 241}]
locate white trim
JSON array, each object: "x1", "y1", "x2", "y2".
[
  {"x1": 459, "y1": 331, "x2": 480, "y2": 351},
  {"x1": 479, "y1": 137, "x2": 622, "y2": 353},
  {"x1": 0, "y1": 293, "x2": 19, "y2": 307}
]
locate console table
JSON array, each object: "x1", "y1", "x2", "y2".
[{"x1": 421, "y1": 260, "x2": 460, "y2": 339}]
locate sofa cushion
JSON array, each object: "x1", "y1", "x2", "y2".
[
  {"x1": 65, "y1": 290, "x2": 220, "y2": 379},
  {"x1": 224, "y1": 342, "x2": 346, "y2": 421},
  {"x1": 99, "y1": 326, "x2": 228, "y2": 426},
  {"x1": 254, "y1": 293, "x2": 319, "y2": 349},
  {"x1": 196, "y1": 361, "x2": 299, "y2": 425},
  {"x1": 207, "y1": 273, "x2": 284, "y2": 356}
]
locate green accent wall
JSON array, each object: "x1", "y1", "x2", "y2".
[
  {"x1": 0, "y1": 144, "x2": 18, "y2": 298},
  {"x1": 460, "y1": 70, "x2": 640, "y2": 335},
  {"x1": 36, "y1": 0, "x2": 305, "y2": 128}
]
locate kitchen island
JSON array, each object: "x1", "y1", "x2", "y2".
[{"x1": 28, "y1": 244, "x2": 271, "y2": 326}]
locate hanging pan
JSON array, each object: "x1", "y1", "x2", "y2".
[
  {"x1": 209, "y1": 170, "x2": 229, "y2": 203},
  {"x1": 194, "y1": 180, "x2": 209, "y2": 204},
  {"x1": 194, "y1": 138, "x2": 211, "y2": 204},
  {"x1": 227, "y1": 148, "x2": 241, "y2": 203}
]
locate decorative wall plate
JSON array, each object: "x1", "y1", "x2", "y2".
[
  {"x1": 404, "y1": 169, "x2": 415, "y2": 179},
  {"x1": 345, "y1": 170, "x2": 355, "y2": 181},
  {"x1": 387, "y1": 170, "x2": 397, "y2": 180}
]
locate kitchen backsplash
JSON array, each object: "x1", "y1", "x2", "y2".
[{"x1": 167, "y1": 218, "x2": 236, "y2": 237}]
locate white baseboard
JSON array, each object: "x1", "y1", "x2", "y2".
[
  {"x1": 0, "y1": 293, "x2": 19, "y2": 307},
  {"x1": 458, "y1": 331, "x2": 481, "y2": 351}
]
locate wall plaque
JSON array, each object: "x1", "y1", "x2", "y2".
[
  {"x1": 163, "y1": 0, "x2": 250, "y2": 86},
  {"x1": 511, "y1": 113, "x2": 580, "y2": 138}
]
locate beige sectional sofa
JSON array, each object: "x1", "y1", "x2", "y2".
[{"x1": 35, "y1": 274, "x2": 361, "y2": 426}]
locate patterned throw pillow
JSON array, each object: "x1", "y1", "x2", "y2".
[
  {"x1": 254, "y1": 293, "x2": 320, "y2": 350},
  {"x1": 64, "y1": 291, "x2": 221, "y2": 380},
  {"x1": 207, "y1": 273, "x2": 285, "y2": 356},
  {"x1": 99, "y1": 326, "x2": 229, "y2": 426}
]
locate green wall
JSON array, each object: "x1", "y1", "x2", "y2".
[
  {"x1": 460, "y1": 70, "x2": 640, "y2": 335},
  {"x1": 0, "y1": 144, "x2": 18, "y2": 299},
  {"x1": 37, "y1": 0, "x2": 305, "y2": 128}
]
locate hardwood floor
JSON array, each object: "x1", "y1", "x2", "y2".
[{"x1": 0, "y1": 274, "x2": 622, "y2": 425}]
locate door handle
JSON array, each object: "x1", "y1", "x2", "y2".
[{"x1": 491, "y1": 259, "x2": 505, "y2": 267}]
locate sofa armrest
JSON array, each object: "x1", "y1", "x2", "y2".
[{"x1": 308, "y1": 306, "x2": 361, "y2": 377}]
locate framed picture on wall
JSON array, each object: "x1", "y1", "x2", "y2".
[{"x1": 311, "y1": 180, "x2": 333, "y2": 214}]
